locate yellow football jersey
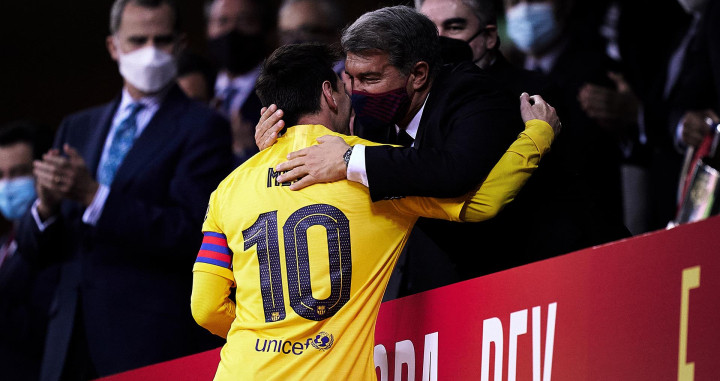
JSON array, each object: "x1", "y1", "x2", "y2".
[{"x1": 195, "y1": 124, "x2": 472, "y2": 380}]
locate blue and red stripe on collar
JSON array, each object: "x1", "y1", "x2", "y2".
[{"x1": 196, "y1": 232, "x2": 232, "y2": 269}]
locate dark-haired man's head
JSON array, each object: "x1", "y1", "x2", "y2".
[
  {"x1": 278, "y1": 0, "x2": 345, "y2": 46},
  {"x1": 177, "y1": 50, "x2": 217, "y2": 102},
  {"x1": 256, "y1": 43, "x2": 351, "y2": 134},
  {"x1": 205, "y1": 0, "x2": 276, "y2": 75}
]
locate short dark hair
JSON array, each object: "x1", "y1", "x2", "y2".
[
  {"x1": 255, "y1": 43, "x2": 342, "y2": 128},
  {"x1": 177, "y1": 50, "x2": 217, "y2": 94},
  {"x1": 0, "y1": 121, "x2": 52, "y2": 160},
  {"x1": 341, "y1": 6, "x2": 441, "y2": 77},
  {"x1": 110, "y1": 0, "x2": 180, "y2": 34}
]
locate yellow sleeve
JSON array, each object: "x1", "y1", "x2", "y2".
[
  {"x1": 460, "y1": 119, "x2": 554, "y2": 222},
  {"x1": 191, "y1": 270, "x2": 236, "y2": 339}
]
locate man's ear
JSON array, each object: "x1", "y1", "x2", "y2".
[
  {"x1": 485, "y1": 25, "x2": 498, "y2": 50},
  {"x1": 409, "y1": 61, "x2": 430, "y2": 91},
  {"x1": 322, "y1": 80, "x2": 338, "y2": 111},
  {"x1": 107, "y1": 35, "x2": 119, "y2": 61}
]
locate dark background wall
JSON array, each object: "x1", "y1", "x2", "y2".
[{"x1": 0, "y1": 0, "x2": 405, "y2": 134}]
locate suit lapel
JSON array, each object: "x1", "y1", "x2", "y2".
[{"x1": 111, "y1": 86, "x2": 186, "y2": 187}]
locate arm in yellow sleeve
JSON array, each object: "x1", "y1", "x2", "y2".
[
  {"x1": 191, "y1": 270, "x2": 236, "y2": 339},
  {"x1": 460, "y1": 119, "x2": 555, "y2": 222}
]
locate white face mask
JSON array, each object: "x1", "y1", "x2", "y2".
[{"x1": 116, "y1": 45, "x2": 177, "y2": 93}]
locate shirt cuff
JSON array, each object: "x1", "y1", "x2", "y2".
[
  {"x1": 346, "y1": 144, "x2": 369, "y2": 188},
  {"x1": 31, "y1": 199, "x2": 56, "y2": 232},
  {"x1": 82, "y1": 184, "x2": 110, "y2": 226}
]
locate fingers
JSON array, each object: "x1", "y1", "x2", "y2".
[
  {"x1": 288, "y1": 176, "x2": 315, "y2": 191},
  {"x1": 255, "y1": 104, "x2": 285, "y2": 150},
  {"x1": 520, "y1": 92, "x2": 530, "y2": 104},
  {"x1": 529, "y1": 94, "x2": 546, "y2": 106},
  {"x1": 285, "y1": 146, "x2": 312, "y2": 161},
  {"x1": 276, "y1": 166, "x2": 308, "y2": 184},
  {"x1": 34, "y1": 161, "x2": 70, "y2": 192},
  {"x1": 275, "y1": 155, "x2": 306, "y2": 172}
]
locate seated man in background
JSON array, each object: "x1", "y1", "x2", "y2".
[{"x1": 191, "y1": 42, "x2": 559, "y2": 379}]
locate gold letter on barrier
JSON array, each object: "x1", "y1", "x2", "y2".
[{"x1": 678, "y1": 266, "x2": 700, "y2": 381}]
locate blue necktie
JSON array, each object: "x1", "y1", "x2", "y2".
[
  {"x1": 98, "y1": 103, "x2": 144, "y2": 186},
  {"x1": 221, "y1": 86, "x2": 238, "y2": 118}
]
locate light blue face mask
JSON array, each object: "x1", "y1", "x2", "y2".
[
  {"x1": 0, "y1": 176, "x2": 37, "y2": 221},
  {"x1": 506, "y1": 2, "x2": 561, "y2": 55}
]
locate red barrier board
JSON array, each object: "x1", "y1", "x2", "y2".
[{"x1": 99, "y1": 215, "x2": 720, "y2": 381}]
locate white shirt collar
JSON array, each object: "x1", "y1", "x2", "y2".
[
  {"x1": 396, "y1": 93, "x2": 429, "y2": 140},
  {"x1": 524, "y1": 39, "x2": 567, "y2": 75},
  {"x1": 215, "y1": 64, "x2": 262, "y2": 94}
]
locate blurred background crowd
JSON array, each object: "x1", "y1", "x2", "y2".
[{"x1": 0, "y1": 0, "x2": 718, "y2": 379}]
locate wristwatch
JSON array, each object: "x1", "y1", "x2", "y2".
[{"x1": 343, "y1": 146, "x2": 354, "y2": 168}]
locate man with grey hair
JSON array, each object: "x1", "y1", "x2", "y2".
[
  {"x1": 256, "y1": 6, "x2": 554, "y2": 296},
  {"x1": 16, "y1": 0, "x2": 232, "y2": 379}
]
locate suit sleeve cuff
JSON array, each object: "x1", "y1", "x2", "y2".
[
  {"x1": 31, "y1": 199, "x2": 56, "y2": 232},
  {"x1": 82, "y1": 184, "x2": 110, "y2": 226},
  {"x1": 346, "y1": 144, "x2": 369, "y2": 188}
]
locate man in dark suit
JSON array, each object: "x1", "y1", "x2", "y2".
[
  {"x1": 502, "y1": 0, "x2": 631, "y2": 254},
  {"x1": 16, "y1": 0, "x2": 233, "y2": 379},
  {"x1": 255, "y1": 6, "x2": 552, "y2": 296},
  {"x1": 416, "y1": 0, "x2": 552, "y2": 277}
]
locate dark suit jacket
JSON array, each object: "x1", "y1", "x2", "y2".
[
  {"x1": 364, "y1": 61, "x2": 521, "y2": 200},
  {"x1": 360, "y1": 62, "x2": 523, "y2": 295},
  {"x1": 523, "y1": 40, "x2": 630, "y2": 255},
  {"x1": 16, "y1": 85, "x2": 233, "y2": 379},
  {"x1": 0, "y1": 232, "x2": 58, "y2": 381}
]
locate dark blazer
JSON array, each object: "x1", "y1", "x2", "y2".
[
  {"x1": 523, "y1": 40, "x2": 630, "y2": 254},
  {"x1": 0, "y1": 233, "x2": 58, "y2": 381},
  {"x1": 16, "y1": 85, "x2": 233, "y2": 379},
  {"x1": 360, "y1": 62, "x2": 523, "y2": 295},
  {"x1": 364, "y1": 61, "x2": 521, "y2": 200}
]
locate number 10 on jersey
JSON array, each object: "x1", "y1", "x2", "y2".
[{"x1": 243, "y1": 204, "x2": 352, "y2": 323}]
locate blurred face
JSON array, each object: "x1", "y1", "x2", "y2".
[
  {"x1": 420, "y1": 0, "x2": 496, "y2": 67},
  {"x1": 177, "y1": 72, "x2": 211, "y2": 102},
  {"x1": 344, "y1": 50, "x2": 407, "y2": 95},
  {"x1": 108, "y1": 2, "x2": 179, "y2": 57},
  {"x1": 207, "y1": 0, "x2": 262, "y2": 38},
  {"x1": 278, "y1": 0, "x2": 336, "y2": 45},
  {"x1": 0, "y1": 143, "x2": 33, "y2": 181}
]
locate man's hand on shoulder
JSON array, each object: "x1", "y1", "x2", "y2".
[
  {"x1": 255, "y1": 104, "x2": 285, "y2": 150},
  {"x1": 275, "y1": 135, "x2": 350, "y2": 190},
  {"x1": 520, "y1": 92, "x2": 562, "y2": 136}
]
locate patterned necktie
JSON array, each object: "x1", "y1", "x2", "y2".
[
  {"x1": 98, "y1": 103, "x2": 144, "y2": 186},
  {"x1": 221, "y1": 86, "x2": 239, "y2": 117},
  {"x1": 396, "y1": 129, "x2": 414, "y2": 147}
]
